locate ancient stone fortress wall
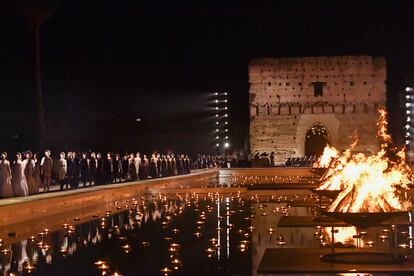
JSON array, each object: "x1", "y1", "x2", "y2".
[{"x1": 249, "y1": 56, "x2": 386, "y2": 164}]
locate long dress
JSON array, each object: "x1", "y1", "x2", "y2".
[
  {"x1": 142, "y1": 158, "x2": 149, "y2": 179},
  {"x1": 122, "y1": 158, "x2": 129, "y2": 180},
  {"x1": 12, "y1": 160, "x2": 28, "y2": 196},
  {"x1": 103, "y1": 158, "x2": 113, "y2": 184},
  {"x1": 95, "y1": 158, "x2": 104, "y2": 185},
  {"x1": 167, "y1": 159, "x2": 172, "y2": 176},
  {"x1": 161, "y1": 159, "x2": 168, "y2": 177},
  {"x1": 23, "y1": 159, "x2": 38, "y2": 195},
  {"x1": 33, "y1": 160, "x2": 42, "y2": 191},
  {"x1": 90, "y1": 157, "x2": 97, "y2": 184},
  {"x1": 0, "y1": 160, "x2": 13, "y2": 198},
  {"x1": 156, "y1": 159, "x2": 162, "y2": 177},
  {"x1": 129, "y1": 161, "x2": 137, "y2": 181},
  {"x1": 171, "y1": 158, "x2": 177, "y2": 176},
  {"x1": 149, "y1": 158, "x2": 158, "y2": 178},
  {"x1": 134, "y1": 157, "x2": 141, "y2": 180},
  {"x1": 57, "y1": 158, "x2": 67, "y2": 190}
]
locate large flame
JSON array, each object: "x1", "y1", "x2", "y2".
[
  {"x1": 314, "y1": 145, "x2": 339, "y2": 168},
  {"x1": 316, "y1": 108, "x2": 412, "y2": 213}
]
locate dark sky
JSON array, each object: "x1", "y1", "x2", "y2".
[{"x1": 1, "y1": 0, "x2": 414, "y2": 154}]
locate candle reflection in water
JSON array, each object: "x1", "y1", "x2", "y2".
[
  {"x1": 1, "y1": 190, "x2": 380, "y2": 275},
  {"x1": 225, "y1": 196, "x2": 230, "y2": 259}
]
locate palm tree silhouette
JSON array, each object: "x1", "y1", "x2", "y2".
[{"x1": 21, "y1": 0, "x2": 56, "y2": 148}]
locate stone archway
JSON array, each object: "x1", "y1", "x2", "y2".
[
  {"x1": 305, "y1": 122, "x2": 330, "y2": 156},
  {"x1": 295, "y1": 114, "x2": 340, "y2": 157}
]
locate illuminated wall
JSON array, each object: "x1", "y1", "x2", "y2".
[{"x1": 249, "y1": 56, "x2": 386, "y2": 164}]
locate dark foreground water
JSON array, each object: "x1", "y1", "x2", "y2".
[{"x1": 0, "y1": 191, "x2": 413, "y2": 276}]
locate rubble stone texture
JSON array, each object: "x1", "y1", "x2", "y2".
[{"x1": 249, "y1": 56, "x2": 386, "y2": 164}]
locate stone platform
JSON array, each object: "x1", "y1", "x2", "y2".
[
  {"x1": 246, "y1": 182, "x2": 317, "y2": 190},
  {"x1": 0, "y1": 169, "x2": 218, "y2": 227},
  {"x1": 278, "y1": 216, "x2": 414, "y2": 227},
  {"x1": 258, "y1": 248, "x2": 413, "y2": 273}
]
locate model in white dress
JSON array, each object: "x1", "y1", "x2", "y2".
[
  {"x1": 12, "y1": 153, "x2": 28, "y2": 197},
  {"x1": 0, "y1": 153, "x2": 13, "y2": 198},
  {"x1": 135, "y1": 152, "x2": 141, "y2": 179}
]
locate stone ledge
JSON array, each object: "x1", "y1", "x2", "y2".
[{"x1": 0, "y1": 169, "x2": 218, "y2": 227}]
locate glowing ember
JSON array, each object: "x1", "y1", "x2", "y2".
[{"x1": 317, "y1": 109, "x2": 413, "y2": 213}]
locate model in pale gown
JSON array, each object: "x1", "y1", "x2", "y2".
[
  {"x1": 135, "y1": 152, "x2": 141, "y2": 180},
  {"x1": 23, "y1": 151, "x2": 38, "y2": 195},
  {"x1": 0, "y1": 152, "x2": 13, "y2": 198},
  {"x1": 12, "y1": 152, "x2": 28, "y2": 197},
  {"x1": 33, "y1": 153, "x2": 42, "y2": 191}
]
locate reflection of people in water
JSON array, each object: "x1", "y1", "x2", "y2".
[
  {"x1": 0, "y1": 196, "x2": 191, "y2": 275},
  {"x1": 11, "y1": 240, "x2": 29, "y2": 273},
  {"x1": 0, "y1": 245, "x2": 12, "y2": 275}
]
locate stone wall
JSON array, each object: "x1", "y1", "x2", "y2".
[{"x1": 249, "y1": 56, "x2": 386, "y2": 164}]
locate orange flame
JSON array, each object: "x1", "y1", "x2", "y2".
[
  {"x1": 314, "y1": 145, "x2": 339, "y2": 168},
  {"x1": 316, "y1": 108, "x2": 412, "y2": 213},
  {"x1": 377, "y1": 108, "x2": 392, "y2": 149}
]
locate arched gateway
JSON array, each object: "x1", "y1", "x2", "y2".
[{"x1": 304, "y1": 122, "x2": 330, "y2": 156}]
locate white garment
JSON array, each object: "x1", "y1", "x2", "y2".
[{"x1": 12, "y1": 160, "x2": 28, "y2": 196}]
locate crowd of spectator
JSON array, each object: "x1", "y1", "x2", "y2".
[
  {"x1": 194, "y1": 154, "x2": 249, "y2": 169},
  {"x1": 285, "y1": 156, "x2": 318, "y2": 167}
]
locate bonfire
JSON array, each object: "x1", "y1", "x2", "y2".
[
  {"x1": 313, "y1": 145, "x2": 339, "y2": 168},
  {"x1": 315, "y1": 109, "x2": 413, "y2": 213}
]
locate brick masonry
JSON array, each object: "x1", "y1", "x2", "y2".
[{"x1": 249, "y1": 56, "x2": 386, "y2": 164}]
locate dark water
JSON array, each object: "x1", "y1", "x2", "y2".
[
  {"x1": 0, "y1": 194, "x2": 254, "y2": 276},
  {"x1": 0, "y1": 192, "x2": 413, "y2": 276}
]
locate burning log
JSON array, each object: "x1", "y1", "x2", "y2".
[{"x1": 314, "y1": 108, "x2": 413, "y2": 213}]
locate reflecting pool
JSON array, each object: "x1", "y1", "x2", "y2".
[{"x1": 0, "y1": 189, "x2": 413, "y2": 275}]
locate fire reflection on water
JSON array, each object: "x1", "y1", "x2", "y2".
[
  {"x1": 322, "y1": 226, "x2": 363, "y2": 247},
  {"x1": 0, "y1": 191, "x2": 412, "y2": 275}
]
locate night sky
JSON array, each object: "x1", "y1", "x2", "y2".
[{"x1": 1, "y1": 0, "x2": 414, "y2": 154}]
